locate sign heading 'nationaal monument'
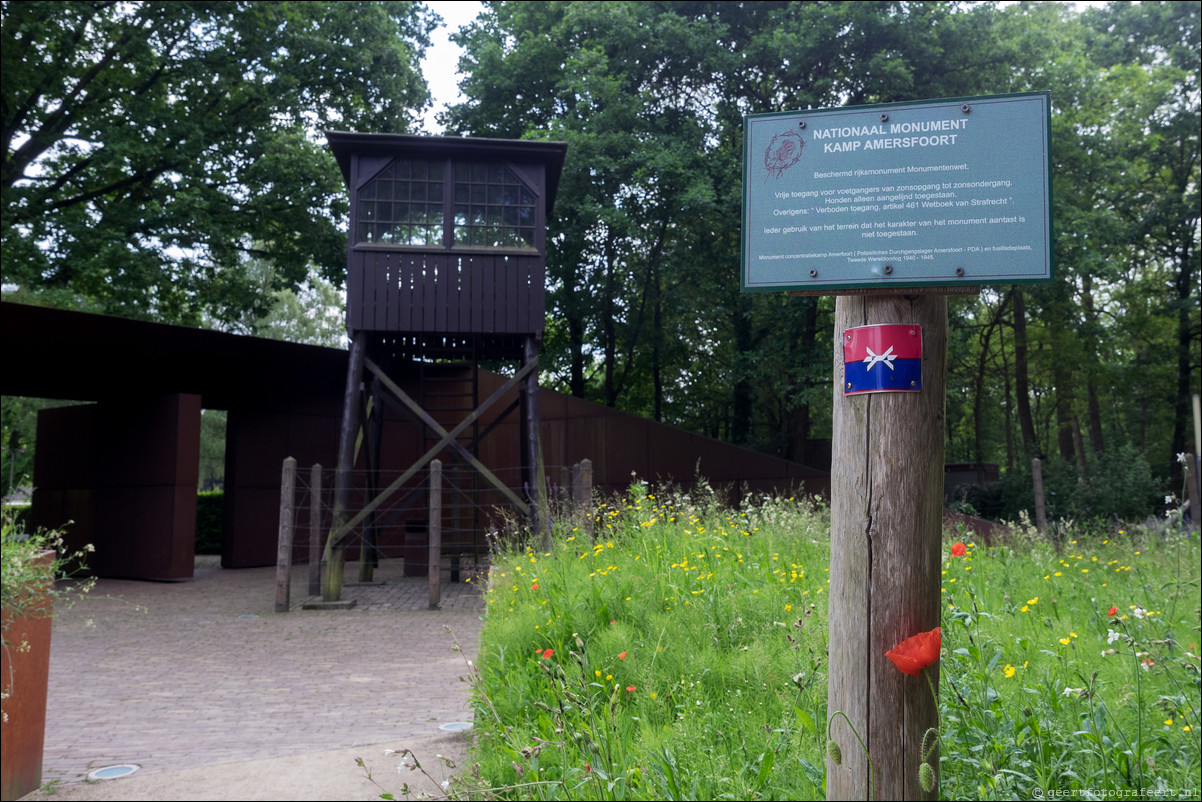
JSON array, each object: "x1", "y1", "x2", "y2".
[{"x1": 741, "y1": 92, "x2": 1052, "y2": 292}]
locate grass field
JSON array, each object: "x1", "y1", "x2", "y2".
[{"x1": 451, "y1": 482, "x2": 1200, "y2": 800}]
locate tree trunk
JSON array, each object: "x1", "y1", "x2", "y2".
[
  {"x1": 1081, "y1": 276, "x2": 1105, "y2": 458},
  {"x1": 1053, "y1": 358, "x2": 1076, "y2": 464},
  {"x1": 999, "y1": 319, "x2": 1015, "y2": 472},
  {"x1": 569, "y1": 311, "x2": 586, "y2": 399},
  {"x1": 731, "y1": 294, "x2": 754, "y2": 445},
  {"x1": 603, "y1": 230, "x2": 618, "y2": 408},
  {"x1": 1171, "y1": 257, "x2": 1197, "y2": 487},
  {"x1": 1011, "y1": 288, "x2": 1039, "y2": 457}
]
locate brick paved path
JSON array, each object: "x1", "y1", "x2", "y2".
[{"x1": 39, "y1": 558, "x2": 484, "y2": 788}]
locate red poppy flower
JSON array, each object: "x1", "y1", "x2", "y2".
[
  {"x1": 884, "y1": 627, "x2": 941, "y2": 677},
  {"x1": 950, "y1": 542, "x2": 966, "y2": 557},
  {"x1": 626, "y1": 685, "x2": 636, "y2": 693},
  {"x1": 1108, "y1": 606, "x2": 1118, "y2": 617},
  {"x1": 531, "y1": 583, "x2": 539, "y2": 590},
  {"x1": 540, "y1": 648, "x2": 553, "y2": 659},
  {"x1": 618, "y1": 651, "x2": 628, "y2": 660}
]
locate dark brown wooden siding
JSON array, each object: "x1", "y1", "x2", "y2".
[{"x1": 347, "y1": 249, "x2": 544, "y2": 336}]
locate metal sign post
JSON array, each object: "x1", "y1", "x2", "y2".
[{"x1": 740, "y1": 92, "x2": 1052, "y2": 799}]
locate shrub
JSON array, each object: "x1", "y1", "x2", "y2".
[{"x1": 195, "y1": 491, "x2": 223, "y2": 555}]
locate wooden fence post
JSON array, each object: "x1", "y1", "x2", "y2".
[
  {"x1": 429, "y1": 459, "x2": 442, "y2": 610},
  {"x1": 309, "y1": 463, "x2": 322, "y2": 597},
  {"x1": 572, "y1": 459, "x2": 593, "y2": 536},
  {"x1": 275, "y1": 457, "x2": 296, "y2": 613},
  {"x1": 827, "y1": 294, "x2": 945, "y2": 800},
  {"x1": 1032, "y1": 457, "x2": 1048, "y2": 533}
]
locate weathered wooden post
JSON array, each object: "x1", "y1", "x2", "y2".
[
  {"x1": 308, "y1": 463, "x2": 322, "y2": 596},
  {"x1": 522, "y1": 335, "x2": 551, "y2": 551},
  {"x1": 359, "y1": 381, "x2": 384, "y2": 582},
  {"x1": 323, "y1": 331, "x2": 366, "y2": 601},
  {"x1": 429, "y1": 459, "x2": 442, "y2": 610},
  {"x1": 572, "y1": 458, "x2": 594, "y2": 536},
  {"x1": 828, "y1": 294, "x2": 945, "y2": 799},
  {"x1": 741, "y1": 93, "x2": 1051, "y2": 800},
  {"x1": 275, "y1": 456, "x2": 296, "y2": 613}
]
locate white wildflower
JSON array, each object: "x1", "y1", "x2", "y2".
[
  {"x1": 1176, "y1": 452, "x2": 1188, "y2": 465},
  {"x1": 1107, "y1": 630, "x2": 1122, "y2": 645}
]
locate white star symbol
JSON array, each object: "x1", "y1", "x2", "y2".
[{"x1": 863, "y1": 346, "x2": 896, "y2": 372}]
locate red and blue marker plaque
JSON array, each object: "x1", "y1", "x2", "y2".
[{"x1": 843, "y1": 324, "x2": 922, "y2": 395}]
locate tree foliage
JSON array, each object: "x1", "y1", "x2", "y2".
[
  {"x1": 446, "y1": 0, "x2": 1199, "y2": 509},
  {"x1": 2, "y1": 1, "x2": 1197, "y2": 522},
  {"x1": 1, "y1": 0, "x2": 435, "y2": 326}
]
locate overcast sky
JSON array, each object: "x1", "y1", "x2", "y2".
[{"x1": 420, "y1": 1, "x2": 485, "y2": 133}]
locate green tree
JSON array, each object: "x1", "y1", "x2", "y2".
[
  {"x1": 447, "y1": 1, "x2": 1064, "y2": 454},
  {"x1": 2, "y1": 0, "x2": 435, "y2": 326},
  {"x1": 1083, "y1": 1, "x2": 1201, "y2": 481}
]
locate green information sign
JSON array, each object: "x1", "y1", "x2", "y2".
[{"x1": 741, "y1": 92, "x2": 1052, "y2": 292}]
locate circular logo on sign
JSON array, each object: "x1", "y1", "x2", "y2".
[{"x1": 764, "y1": 130, "x2": 805, "y2": 179}]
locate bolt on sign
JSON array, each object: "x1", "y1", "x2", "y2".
[{"x1": 741, "y1": 92, "x2": 1052, "y2": 292}]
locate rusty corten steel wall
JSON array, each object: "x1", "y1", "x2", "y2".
[
  {"x1": 31, "y1": 394, "x2": 201, "y2": 580},
  {"x1": 475, "y1": 370, "x2": 831, "y2": 500},
  {"x1": 215, "y1": 363, "x2": 830, "y2": 569}
]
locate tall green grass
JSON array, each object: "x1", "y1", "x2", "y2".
[{"x1": 458, "y1": 483, "x2": 1200, "y2": 800}]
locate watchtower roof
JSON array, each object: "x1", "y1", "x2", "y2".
[{"x1": 326, "y1": 131, "x2": 567, "y2": 211}]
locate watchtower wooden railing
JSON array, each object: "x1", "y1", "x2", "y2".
[{"x1": 347, "y1": 250, "x2": 544, "y2": 338}]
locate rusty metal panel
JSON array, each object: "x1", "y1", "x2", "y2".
[
  {"x1": 32, "y1": 395, "x2": 200, "y2": 580},
  {"x1": 541, "y1": 418, "x2": 567, "y2": 470},
  {"x1": 645, "y1": 425, "x2": 700, "y2": 482}
]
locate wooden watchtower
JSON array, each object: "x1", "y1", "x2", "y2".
[{"x1": 322, "y1": 132, "x2": 567, "y2": 600}]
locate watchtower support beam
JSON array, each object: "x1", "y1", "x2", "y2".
[{"x1": 322, "y1": 331, "x2": 366, "y2": 601}]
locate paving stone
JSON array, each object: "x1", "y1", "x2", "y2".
[{"x1": 39, "y1": 558, "x2": 484, "y2": 787}]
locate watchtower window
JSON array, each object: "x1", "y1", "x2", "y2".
[
  {"x1": 453, "y1": 163, "x2": 536, "y2": 248},
  {"x1": 356, "y1": 159, "x2": 444, "y2": 246}
]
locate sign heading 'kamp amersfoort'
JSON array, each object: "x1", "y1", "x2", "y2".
[{"x1": 741, "y1": 92, "x2": 1052, "y2": 292}]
